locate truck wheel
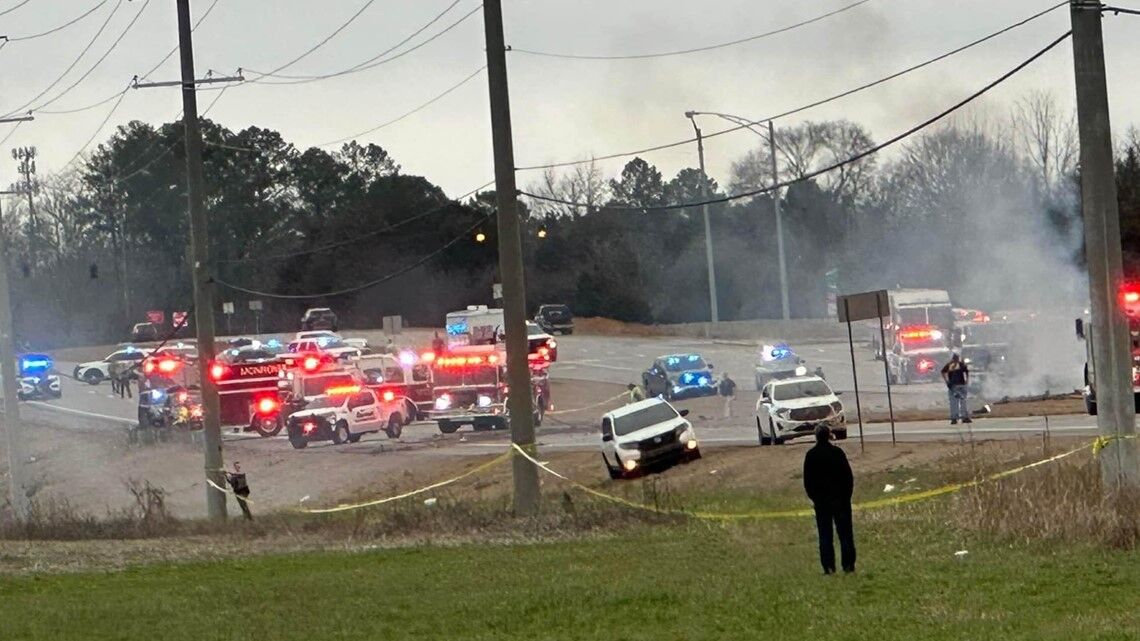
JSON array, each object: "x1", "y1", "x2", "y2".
[
  {"x1": 385, "y1": 414, "x2": 403, "y2": 439},
  {"x1": 603, "y1": 454, "x2": 622, "y2": 480},
  {"x1": 253, "y1": 415, "x2": 282, "y2": 438},
  {"x1": 332, "y1": 420, "x2": 349, "y2": 445},
  {"x1": 83, "y1": 370, "x2": 104, "y2": 385},
  {"x1": 403, "y1": 399, "x2": 417, "y2": 425},
  {"x1": 438, "y1": 421, "x2": 458, "y2": 434}
]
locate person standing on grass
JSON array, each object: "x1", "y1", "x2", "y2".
[
  {"x1": 718, "y1": 372, "x2": 737, "y2": 418},
  {"x1": 941, "y1": 353, "x2": 971, "y2": 425},
  {"x1": 226, "y1": 461, "x2": 253, "y2": 520},
  {"x1": 803, "y1": 424, "x2": 856, "y2": 575}
]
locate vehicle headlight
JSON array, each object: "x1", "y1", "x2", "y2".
[
  {"x1": 672, "y1": 385, "x2": 683, "y2": 394},
  {"x1": 775, "y1": 408, "x2": 791, "y2": 419},
  {"x1": 434, "y1": 395, "x2": 452, "y2": 410},
  {"x1": 151, "y1": 389, "x2": 164, "y2": 401},
  {"x1": 618, "y1": 441, "x2": 639, "y2": 451},
  {"x1": 477, "y1": 394, "x2": 493, "y2": 408},
  {"x1": 622, "y1": 459, "x2": 638, "y2": 471},
  {"x1": 795, "y1": 366, "x2": 808, "y2": 376}
]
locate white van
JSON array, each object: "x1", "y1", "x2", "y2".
[{"x1": 599, "y1": 398, "x2": 700, "y2": 479}]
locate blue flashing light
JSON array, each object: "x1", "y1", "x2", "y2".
[
  {"x1": 18, "y1": 354, "x2": 53, "y2": 375},
  {"x1": 697, "y1": 376, "x2": 709, "y2": 386},
  {"x1": 317, "y1": 337, "x2": 331, "y2": 348},
  {"x1": 686, "y1": 354, "x2": 700, "y2": 362},
  {"x1": 665, "y1": 356, "x2": 680, "y2": 367},
  {"x1": 151, "y1": 389, "x2": 165, "y2": 401},
  {"x1": 446, "y1": 321, "x2": 468, "y2": 336},
  {"x1": 125, "y1": 346, "x2": 137, "y2": 353},
  {"x1": 266, "y1": 338, "x2": 282, "y2": 349}
]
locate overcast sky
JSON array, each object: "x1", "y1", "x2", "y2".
[{"x1": 1, "y1": 0, "x2": 1137, "y2": 197}]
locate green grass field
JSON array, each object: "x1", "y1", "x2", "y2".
[{"x1": 3, "y1": 515, "x2": 1138, "y2": 641}]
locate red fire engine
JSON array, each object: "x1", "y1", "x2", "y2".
[{"x1": 427, "y1": 345, "x2": 551, "y2": 434}]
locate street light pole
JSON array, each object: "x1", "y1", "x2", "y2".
[
  {"x1": 769, "y1": 120, "x2": 790, "y2": 320},
  {"x1": 685, "y1": 112, "x2": 719, "y2": 323}
]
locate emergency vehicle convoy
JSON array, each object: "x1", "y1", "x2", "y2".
[
  {"x1": 1076, "y1": 284, "x2": 1140, "y2": 415},
  {"x1": 427, "y1": 344, "x2": 552, "y2": 433}
]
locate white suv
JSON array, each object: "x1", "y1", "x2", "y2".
[
  {"x1": 755, "y1": 375, "x2": 847, "y2": 445},
  {"x1": 600, "y1": 398, "x2": 700, "y2": 479},
  {"x1": 73, "y1": 347, "x2": 150, "y2": 384}
]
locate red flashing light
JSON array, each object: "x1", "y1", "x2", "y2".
[
  {"x1": 302, "y1": 421, "x2": 317, "y2": 434},
  {"x1": 303, "y1": 356, "x2": 321, "y2": 372},
  {"x1": 177, "y1": 391, "x2": 189, "y2": 403},
  {"x1": 488, "y1": 354, "x2": 499, "y2": 364},
  {"x1": 325, "y1": 384, "x2": 361, "y2": 396},
  {"x1": 898, "y1": 325, "x2": 943, "y2": 341},
  {"x1": 917, "y1": 359, "x2": 935, "y2": 373},
  {"x1": 209, "y1": 362, "x2": 228, "y2": 381},
  {"x1": 421, "y1": 351, "x2": 436, "y2": 363},
  {"x1": 382, "y1": 390, "x2": 396, "y2": 402},
  {"x1": 436, "y1": 355, "x2": 500, "y2": 368},
  {"x1": 157, "y1": 359, "x2": 179, "y2": 374},
  {"x1": 256, "y1": 397, "x2": 279, "y2": 415}
]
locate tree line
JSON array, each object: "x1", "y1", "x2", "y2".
[{"x1": 3, "y1": 90, "x2": 1139, "y2": 348}]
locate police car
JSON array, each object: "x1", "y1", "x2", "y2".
[
  {"x1": 754, "y1": 343, "x2": 821, "y2": 390},
  {"x1": 73, "y1": 346, "x2": 149, "y2": 384},
  {"x1": 642, "y1": 354, "x2": 717, "y2": 400},
  {"x1": 17, "y1": 354, "x2": 62, "y2": 401}
]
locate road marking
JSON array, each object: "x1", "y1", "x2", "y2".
[
  {"x1": 557, "y1": 360, "x2": 639, "y2": 372},
  {"x1": 25, "y1": 402, "x2": 135, "y2": 425}
]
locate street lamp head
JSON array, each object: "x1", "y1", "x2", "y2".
[{"x1": 684, "y1": 110, "x2": 696, "y2": 119}]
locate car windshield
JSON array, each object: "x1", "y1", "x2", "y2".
[
  {"x1": 542, "y1": 305, "x2": 570, "y2": 316},
  {"x1": 303, "y1": 395, "x2": 342, "y2": 410},
  {"x1": 772, "y1": 380, "x2": 833, "y2": 401},
  {"x1": 662, "y1": 355, "x2": 706, "y2": 372},
  {"x1": 432, "y1": 366, "x2": 498, "y2": 387},
  {"x1": 526, "y1": 323, "x2": 545, "y2": 336},
  {"x1": 614, "y1": 402, "x2": 679, "y2": 436}
]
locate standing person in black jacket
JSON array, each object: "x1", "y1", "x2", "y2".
[{"x1": 803, "y1": 424, "x2": 856, "y2": 574}]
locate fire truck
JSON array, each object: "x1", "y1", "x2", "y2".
[
  {"x1": 443, "y1": 306, "x2": 558, "y2": 361},
  {"x1": 353, "y1": 352, "x2": 434, "y2": 423},
  {"x1": 207, "y1": 353, "x2": 284, "y2": 436},
  {"x1": 427, "y1": 345, "x2": 551, "y2": 434},
  {"x1": 885, "y1": 324, "x2": 952, "y2": 385},
  {"x1": 1075, "y1": 285, "x2": 1140, "y2": 415},
  {"x1": 872, "y1": 289, "x2": 955, "y2": 358},
  {"x1": 137, "y1": 353, "x2": 201, "y2": 432}
]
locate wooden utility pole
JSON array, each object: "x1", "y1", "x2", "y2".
[
  {"x1": 176, "y1": 0, "x2": 226, "y2": 518},
  {"x1": 482, "y1": 0, "x2": 540, "y2": 515},
  {"x1": 0, "y1": 190, "x2": 29, "y2": 520},
  {"x1": 1070, "y1": 0, "x2": 1139, "y2": 487}
]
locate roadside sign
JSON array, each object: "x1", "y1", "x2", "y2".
[
  {"x1": 248, "y1": 300, "x2": 263, "y2": 312},
  {"x1": 172, "y1": 311, "x2": 189, "y2": 327},
  {"x1": 222, "y1": 302, "x2": 235, "y2": 315},
  {"x1": 837, "y1": 290, "x2": 889, "y2": 323},
  {"x1": 146, "y1": 310, "x2": 165, "y2": 325},
  {"x1": 492, "y1": 283, "x2": 502, "y2": 300}
]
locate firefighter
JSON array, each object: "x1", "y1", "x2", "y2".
[{"x1": 626, "y1": 382, "x2": 645, "y2": 404}]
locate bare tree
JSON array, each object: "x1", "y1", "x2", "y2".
[
  {"x1": 1011, "y1": 89, "x2": 1077, "y2": 194},
  {"x1": 528, "y1": 159, "x2": 609, "y2": 218}
]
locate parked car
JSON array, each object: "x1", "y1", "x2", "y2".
[
  {"x1": 755, "y1": 375, "x2": 847, "y2": 445},
  {"x1": 301, "y1": 307, "x2": 338, "y2": 331},
  {"x1": 534, "y1": 304, "x2": 574, "y2": 335},
  {"x1": 599, "y1": 397, "x2": 699, "y2": 479},
  {"x1": 73, "y1": 347, "x2": 150, "y2": 385},
  {"x1": 131, "y1": 322, "x2": 160, "y2": 343}
]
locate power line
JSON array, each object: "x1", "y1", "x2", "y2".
[
  {"x1": 218, "y1": 179, "x2": 494, "y2": 264},
  {"x1": 250, "y1": 0, "x2": 380, "y2": 80},
  {"x1": 59, "y1": 84, "x2": 132, "y2": 170},
  {"x1": 214, "y1": 212, "x2": 493, "y2": 299},
  {"x1": 6, "y1": 0, "x2": 110, "y2": 42},
  {"x1": 248, "y1": 0, "x2": 463, "y2": 81},
  {"x1": 38, "y1": 0, "x2": 221, "y2": 116},
  {"x1": 31, "y1": 0, "x2": 153, "y2": 113},
  {"x1": 0, "y1": 0, "x2": 122, "y2": 119},
  {"x1": 0, "y1": 120, "x2": 24, "y2": 147},
  {"x1": 520, "y1": 31, "x2": 1072, "y2": 212},
  {"x1": 513, "y1": 0, "x2": 875, "y2": 60},
  {"x1": 316, "y1": 65, "x2": 486, "y2": 146},
  {"x1": 0, "y1": 0, "x2": 31, "y2": 18},
  {"x1": 244, "y1": 4, "x2": 482, "y2": 86},
  {"x1": 514, "y1": 0, "x2": 1068, "y2": 172}
]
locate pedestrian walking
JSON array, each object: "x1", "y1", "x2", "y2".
[
  {"x1": 718, "y1": 372, "x2": 737, "y2": 418},
  {"x1": 941, "y1": 353, "x2": 971, "y2": 425},
  {"x1": 803, "y1": 424, "x2": 856, "y2": 575},
  {"x1": 108, "y1": 361, "x2": 122, "y2": 395},
  {"x1": 226, "y1": 461, "x2": 253, "y2": 521},
  {"x1": 626, "y1": 382, "x2": 645, "y2": 404},
  {"x1": 120, "y1": 367, "x2": 134, "y2": 399}
]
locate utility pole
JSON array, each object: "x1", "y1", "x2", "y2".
[
  {"x1": 0, "y1": 188, "x2": 29, "y2": 520},
  {"x1": 684, "y1": 113, "x2": 719, "y2": 323},
  {"x1": 1070, "y1": 0, "x2": 1139, "y2": 487},
  {"x1": 482, "y1": 0, "x2": 540, "y2": 515},
  {"x1": 769, "y1": 121, "x2": 790, "y2": 321},
  {"x1": 176, "y1": 0, "x2": 226, "y2": 519}
]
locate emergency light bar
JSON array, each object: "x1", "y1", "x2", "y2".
[
  {"x1": 1121, "y1": 284, "x2": 1140, "y2": 316},
  {"x1": 18, "y1": 354, "x2": 53, "y2": 375},
  {"x1": 436, "y1": 354, "x2": 500, "y2": 367},
  {"x1": 325, "y1": 384, "x2": 361, "y2": 396},
  {"x1": 898, "y1": 326, "x2": 944, "y2": 341}
]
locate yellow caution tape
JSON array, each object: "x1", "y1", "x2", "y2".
[
  {"x1": 298, "y1": 451, "x2": 512, "y2": 514},
  {"x1": 1090, "y1": 433, "x2": 1137, "y2": 457},
  {"x1": 511, "y1": 439, "x2": 1103, "y2": 521},
  {"x1": 547, "y1": 392, "x2": 628, "y2": 416}
]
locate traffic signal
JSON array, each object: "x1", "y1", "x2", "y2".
[{"x1": 89, "y1": 263, "x2": 99, "y2": 279}]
